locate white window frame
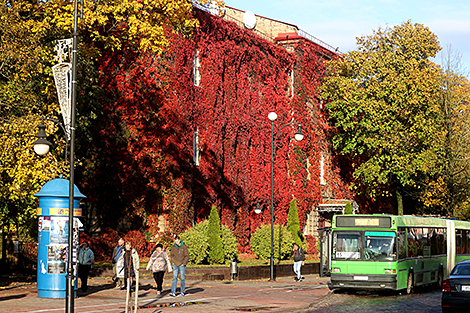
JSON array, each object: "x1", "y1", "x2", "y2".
[{"x1": 193, "y1": 50, "x2": 201, "y2": 86}]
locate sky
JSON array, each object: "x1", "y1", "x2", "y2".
[{"x1": 223, "y1": 0, "x2": 470, "y2": 74}]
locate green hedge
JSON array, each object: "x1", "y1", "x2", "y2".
[
  {"x1": 180, "y1": 220, "x2": 238, "y2": 264},
  {"x1": 250, "y1": 224, "x2": 293, "y2": 260}
]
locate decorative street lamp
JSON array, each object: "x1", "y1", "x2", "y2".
[
  {"x1": 32, "y1": 122, "x2": 53, "y2": 156},
  {"x1": 33, "y1": 0, "x2": 82, "y2": 312},
  {"x1": 267, "y1": 112, "x2": 304, "y2": 281},
  {"x1": 33, "y1": 118, "x2": 69, "y2": 159}
]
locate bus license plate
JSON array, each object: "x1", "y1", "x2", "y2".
[
  {"x1": 462, "y1": 285, "x2": 470, "y2": 292},
  {"x1": 354, "y1": 276, "x2": 369, "y2": 281}
]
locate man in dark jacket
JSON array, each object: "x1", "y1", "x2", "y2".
[
  {"x1": 112, "y1": 238, "x2": 125, "y2": 289},
  {"x1": 292, "y1": 243, "x2": 305, "y2": 282},
  {"x1": 169, "y1": 235, "x2": 189, "y2": 296}
]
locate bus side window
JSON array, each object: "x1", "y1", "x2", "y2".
[
  {"x1": 398, "y1": 230, "x2": 407, "y2": 259},
  {"x1": 457, "y1": 230, "x2": 463, "y2": 255},
  {"x1": 463, "y1": 230, "x2": 468, "y2": 254},
  {"x1": 423, "y1": 228, "x2": 431, "y2": 257},
  {"x1": 416, "y1": 228, "x2": 424, "y2": 256},
  {"x1": 440, "y1": 228, "x2": 446, "y2": 255},
  {"x1": 430, "y1": 229, "x2": 438, "y2": 255},
  {"x1": 467, "y1": 231, "x2": 470, "y2": 254},
  {"x1": 407, "y1": 228, "x2": 417, "y2": 257}
]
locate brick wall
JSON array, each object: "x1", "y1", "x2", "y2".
[{"x1": 224, "y1": 7, "x2": 298, "y2": 40}]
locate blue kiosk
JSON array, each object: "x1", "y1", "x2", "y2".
[{"x1": 34, "y1": 178, "x2": 86, "y2": 299}]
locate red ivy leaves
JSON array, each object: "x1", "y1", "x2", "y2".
[{"x1": 84, "y1": 8, "x2": 349, "y2": 251}]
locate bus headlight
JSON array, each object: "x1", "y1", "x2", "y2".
[
  {"x1": 332, "y1": 268, "x2": 341, "y2": 273},
  {"x1": 384, "y1": 269, "x2": 396, "y2": 274}
]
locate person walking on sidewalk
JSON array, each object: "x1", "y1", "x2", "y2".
[
  {"x1": 169, "y1": 235, "x2": 189, "y2": 297},
  {"x1": 123, "y1": 241, "x2": 140, "y2": 289},
  {"x1": 78, "y1": 241, "x2": 95, "y2": 292},
  {"x1": 146, "y1": 243, "x2": 172, "y2": 295},
  {"x1": 112, "y1": 238, "x2": 125, "y2": 289},
  {"x1": 292, "y1": 243, "x2": 305, "y2": 282}
]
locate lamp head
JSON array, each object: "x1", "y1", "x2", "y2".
[
  {"x1": 294, "y1": 124, "x2": 304, "y2": 141},
  {"x1": 268, "y1": 112, "x2": 277, "y2": 121},
  {"x1": 33, "y1": 123, "x2": 52, "y2": 156},
  {"x1": 255, "y1": 201, "x2": 262, "y2": 214}
]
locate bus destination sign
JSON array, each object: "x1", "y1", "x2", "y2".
[{"x1": 336, "y1": 216, "x2": 391, "y2": 228}]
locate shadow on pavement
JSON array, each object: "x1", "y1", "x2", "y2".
[
  {"x1": 186, "y1": 287, "x2": 204, "y2": 294},
  {"x1": 0, "y1": 294, "x2": 27, "y2": 302},
  {"x1": 77, "y1": 282, "x2": 116, "y2": 297}
]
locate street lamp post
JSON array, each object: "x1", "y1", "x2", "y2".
[
  {"x1": 33, "y1": 1, "x2": 82, "y2": 312},
  {"x1": 65, "y1": 2, "x2": 80, "y2": 311},
  {"x1": 267, "y1": 112, "x2": 304, "y2": 281}
]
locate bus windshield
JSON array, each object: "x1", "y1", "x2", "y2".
[
  {"x1": 332, "y1": 231, "x2": 397, "y2": 261},
  {"x1": 364, "y1": 231, "x2": 397, "y2": 261},
  {"x1": 333, "y1": 231, "x2": 361, "y2": 260}
]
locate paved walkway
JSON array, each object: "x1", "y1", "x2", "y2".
[{"x1": 0, "y1": 274, "x2": 331, "y2": 313}]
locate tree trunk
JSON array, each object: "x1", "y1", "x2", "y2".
[{"x1": 396, "y1": 189, "x2": 403, "y2": 215}]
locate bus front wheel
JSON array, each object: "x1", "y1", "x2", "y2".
[{"x1": 406, "y1": 272, "x2": 413, "y2": 294}]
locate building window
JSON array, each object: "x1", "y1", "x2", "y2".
[
  {"x1": 193, "y1": 129, "x2": 200, "y2": 166},
  {"x1": 320, "y1": 154, "x2": 326, "y2": 185},
  {"x1": 193, "y1": 50, "x2": 201, "y2": 86},
  {"x1": 290, "y1": 68, "x2": 294, "y2": 98}
]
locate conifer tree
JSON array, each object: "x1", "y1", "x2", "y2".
[
  {"x1": 286, "y1": 198, "x2": 303, "y2": 246},
  {"x1": 207, "y1": 205, "x2": 224, "y2": 264}
]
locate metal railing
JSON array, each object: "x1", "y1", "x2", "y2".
[
  {"x1": 193, "y1": 3, "x2": 341, "y2": 54},
  {"x1": 298, "y1": 29, "x2": 341, "y2": 55}
]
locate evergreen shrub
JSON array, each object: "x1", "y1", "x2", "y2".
[
  {"x1": 250, "y1": 224, "x2": 293, "y2": 260},
  {"x1": 181, "y1": 220, "x2": 238, "y2": 264},
  {"x1": 207, "y1": 205, "x2": 224, "y2": 264},
  {"x1": 286, "y1": 198, "x2": 303, "y2": 247}
]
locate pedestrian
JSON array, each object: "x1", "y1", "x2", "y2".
[
  {"x1": 169, "y1": 235, "x2": 189, "y2": 297},
  {"x1": 123, "y1": 241, "x2": 140, "y2": 289},
  {"x1": 146, "y1": 243, "x2": 172, "y2": 295},
  {"x1": 292, "y1": 243, "x2": 305, "y2": 282},
  {"x1": 77, "y1": 241, "x2": 95, "y2": 292},
  {"x1": 112, "y1": 238, "x2": 125, "y2": 289}
]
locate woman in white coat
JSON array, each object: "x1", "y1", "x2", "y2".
[{"x1": 146, "y1": 243, "x2": 172, "y2": 295}]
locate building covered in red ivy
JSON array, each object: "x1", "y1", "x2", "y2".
[{"x1": 85, "y1": 4, "x2": 355, "y2": 251}]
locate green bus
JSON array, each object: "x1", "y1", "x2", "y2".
[{"x1": 329, "y1": 214, "x2": 470, "y2": 293}]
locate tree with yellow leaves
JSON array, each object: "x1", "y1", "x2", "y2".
[
  {"x1": 322, "y1": 21, "x2": 444, "y2": 215},
  {"x1": 419, "y1": 47, "x2": 470, "y2": 217},
  {"x1": 0, "y1": 0, "x2": 222, "y2": 248},
  {"x1": 0, "y1": 116, "x2": 68, "y2": 243}
]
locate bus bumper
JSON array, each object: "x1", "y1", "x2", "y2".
[{"x1": 330, "y1": 273, "x2": 397, "y2": 290}]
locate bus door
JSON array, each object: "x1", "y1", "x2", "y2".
[{"x1": 319, "y1": 227, "x2": 332, "y2": 277}]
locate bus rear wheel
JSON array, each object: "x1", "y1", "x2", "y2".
[{"x1": 406, "y1": 272, "x2": 413, "y2": 294}]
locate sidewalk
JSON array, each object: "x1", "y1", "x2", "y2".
[{"x1": 0, "y1": 273, "x2": 331, "y2": 313}]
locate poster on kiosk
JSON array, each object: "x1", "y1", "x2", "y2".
[{"x1": 35, "y1": 178, "x2": 86, "y2": 299}]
